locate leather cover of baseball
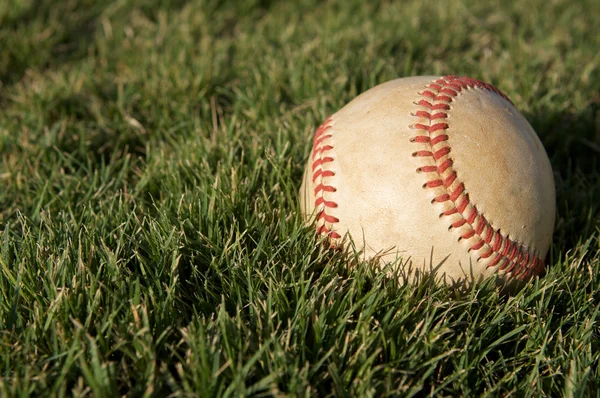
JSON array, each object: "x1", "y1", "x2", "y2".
[{"x1": 300, "y1": 76, "x2": 555, "y2": 285}]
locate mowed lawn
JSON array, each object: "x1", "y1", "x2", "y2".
[{"x1": 1, "y1": 0, "x2": 599, "y2": 396}]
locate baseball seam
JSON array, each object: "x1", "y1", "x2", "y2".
[
  {"x1": 311, "y1": 117, "x2": 341, "y2": 239},
  {"x1": 410, "y1": 75, "x2": 545, "y2": 280}
]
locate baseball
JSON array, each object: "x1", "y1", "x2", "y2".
[{"x1": 300, "y1": 76, "x2": 555, "y2": 285}]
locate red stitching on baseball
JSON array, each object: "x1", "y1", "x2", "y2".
[
  {"x1": 313, "y1": 145, "x2": 333, "y2": 156},
  {"x1": 499, "y1": 236, "x2": 509, "y2": 255},
  {"x1": 492, "y1": 233, "x2": 503, "y2": 252},
  {"x1": 314, "y1": 183, "x2": 336, "y2": 194},
  {"x1": 414, "y1": 150, "x2": 433, "y2": 157},
  {"x1": 431, "y1": 134, "x2": 449, "y2": 146},
  {"x1": 439, "y1": 88, "x2": 458, "y2": 96},
  {"x1": 466, "y1": 208, "x2": 477, "y2": 223},
  {"x1": 418, "y1": 100, "x2": 450, "y2": 110},
  {"x1": 317, "y1": 225, "x2": 341, "y2": 239},
  {"x1": 433, "y1": 147, "x2": 451, "y2": 160},
  {"x1": 462, "y1": 230, "x2": 475, "y2": 240},
  {"x1": 415, "y1": 110, "x2": 447, "y2": 120},
  {"x1": 310, "y1": 117, "x2": 341, "y2": 240},
  {"x1": 452, "y1": 219, "x2": 467, "y2": 229},
  {"x1": 488, "y1": 254, "x2": 502, "y2": 267},
  {"x1": 479, "y1": 248, "x2": 494, "y2": 259},
  {"x1": 514, "y1": 251, "x2": 530, "y2": 277},
  {"x1": 449, "y1": 183, "x2": 464, "y2": 201},
  {"x1": 429, "y1": 123, "x2": 449, "y2": 133},
  {"x1": 313, "y1": 123, "x2": 331, "y2": 137},
  {"x1": 313, "y1": 134, "x2": 332, "y2": 148},
  {"x1": 317, "y1": 211, "x2": 340, "y2": 223},
  {"x1": 475, "y1": 216, "x2": 486, "y2": 235},
  {"x1": 471, "y1": 240, "x2": 485, "y2": 251},
  {"x1": 443, "y1": 208, "x2": 458, "y2": 216},
  {"x1": 412, "y1": 76, "x2": 541, "y2": 280},
  {"x1": 438, "y1": 158, "x2": 453, "y2": 173},
  {"x1": 314, "y1": 196, "x2": 338, "y2": 209},
  {"x1": 456, "y1": 195, "x2": 469, "y2": 213},
  {"x1": 312, "y1": 169, "x2": 335, "y2": 182},
  {"x1": 443, "y1": 172, "x2": 457, "y2": 187},
  {"x1": 419, "y1": 165, "x2": 438, "y2": 173},
  {"x1": 412, "y1": 135, "x2": 430, "y2": 143},
  {"x1": 426, "y1": 180, "x2": 444, "y2": 188},
  {"x1": 484, "y1": 227, "x2": 494, "y2": 244},
  {"x1": 505, "y1": 258, "x2": 517, "y2": 274},
  {"x1": 434, "y1": 95, "x2": 453, "y2": 102},
  {"x1": 509, "y1": 244, "x2": 518, "y2": 261},
  {"x1": 499, "y1": 258, "x2": 510, "y2": 271},
  {"x1": 312, "y1": 157, "x2": 334, "y2": 171}
]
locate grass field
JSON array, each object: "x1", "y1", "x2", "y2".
[{"x1": 1, "y1": 0, "x2": 599, "y2": 396}]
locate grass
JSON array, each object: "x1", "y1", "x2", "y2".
[{"x1": 0, "y1": 0, "x2": 599, "y2": 396}]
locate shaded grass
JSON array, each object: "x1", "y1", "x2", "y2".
[{"x1": 0, "y1": 0, "x2": 599, "y2": 396}]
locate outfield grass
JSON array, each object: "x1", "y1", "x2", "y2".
[{"x1": 0, "y1": 0, "x2": 599, "y2": 396}]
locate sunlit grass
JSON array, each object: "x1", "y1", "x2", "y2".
[{"x1": 0, "y1": 0, "x2": 599, "y2": 395}]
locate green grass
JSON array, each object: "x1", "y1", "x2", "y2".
[{"x1": 0, "y1": 0, "x2": 599, "y2": 396}]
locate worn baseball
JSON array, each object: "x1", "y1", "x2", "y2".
[{"x1": 300, "y1": 75, "x2": 555, "y2": 285}]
